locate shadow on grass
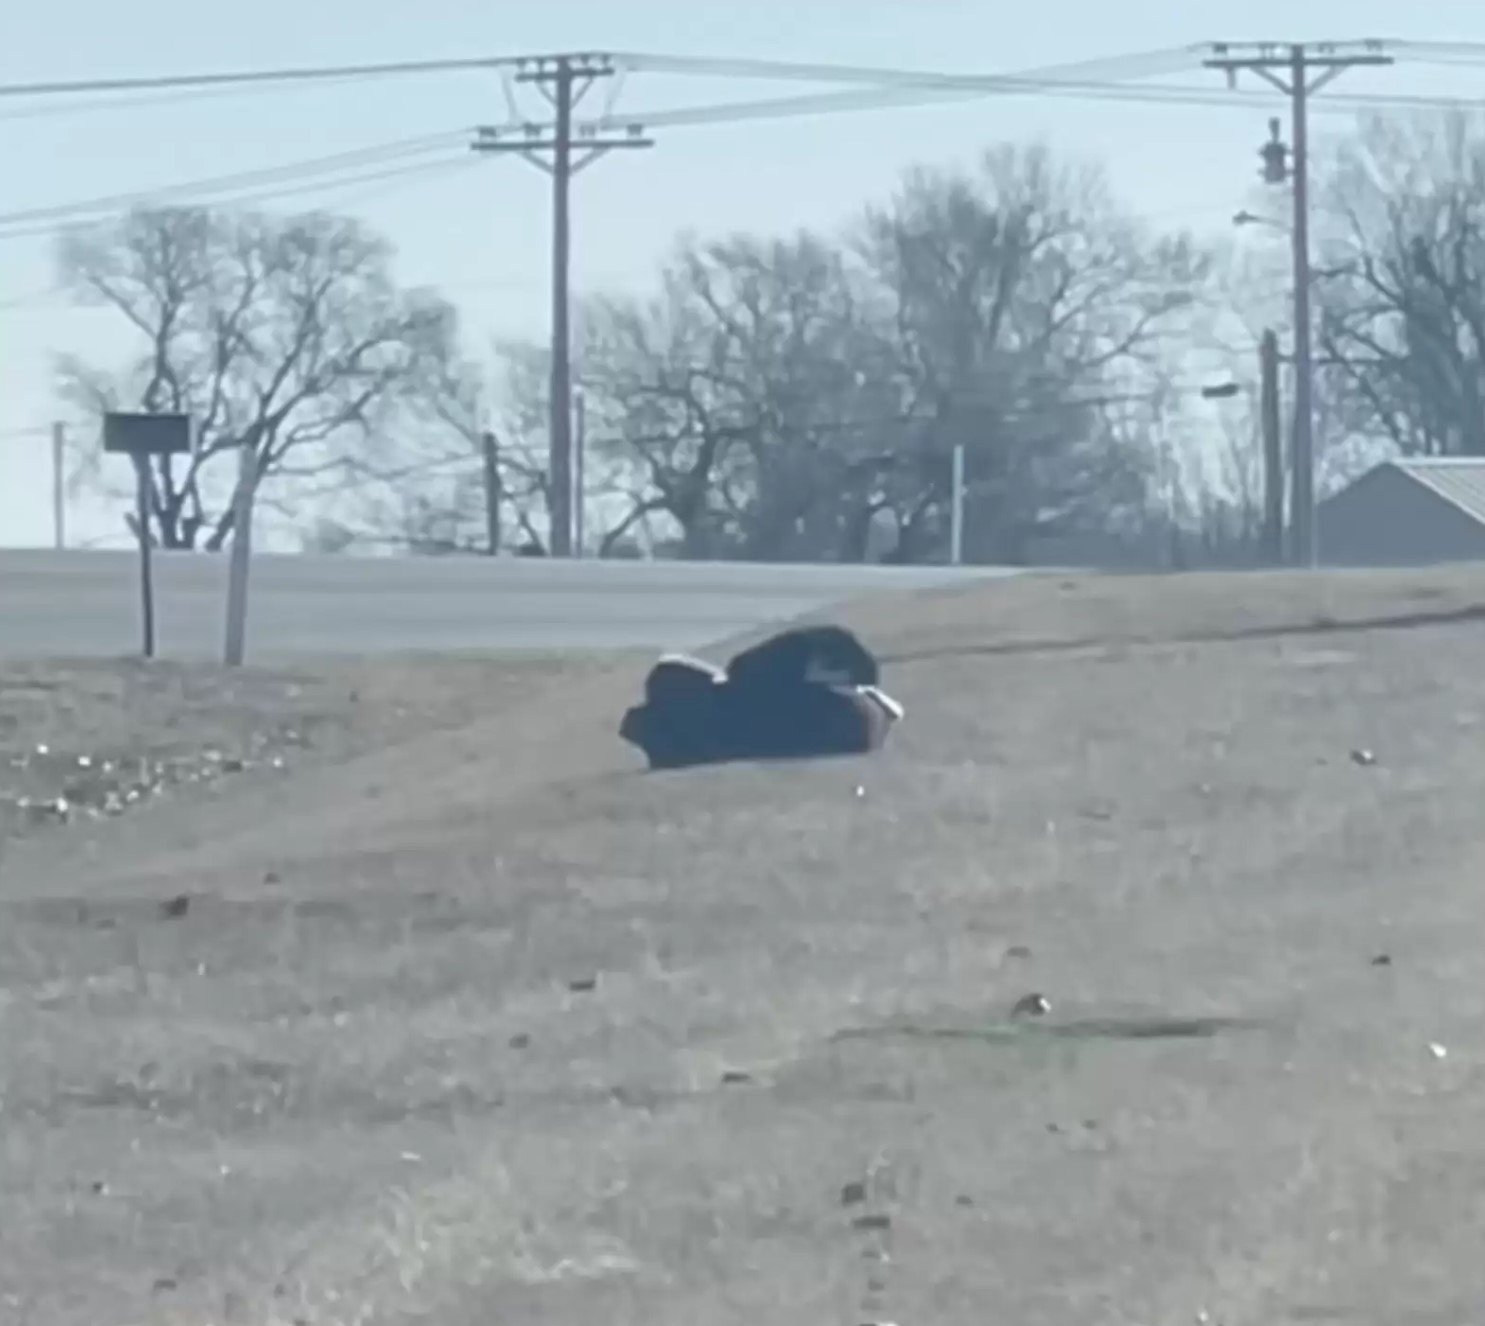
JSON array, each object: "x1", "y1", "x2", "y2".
[
  {"x1": 881, "y1": 600, "x2": 1485, "y2": 667},
  {"x1": 831, "y1": 1013, "x2": 1271, "y2": 1046}
]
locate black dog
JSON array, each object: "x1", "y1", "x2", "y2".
[
  {"x1": 643, "y1": 653, "x2": 726, "y2": 706},
  {"x1": 724, "y1": 624, "x2": 881, "y2": 692},
  {"x1": 619, "y1": 626, "x2": 902, "y2": 770},
  {"x1": 621, "y1": 654, "x2": 729, "y2": 769}
]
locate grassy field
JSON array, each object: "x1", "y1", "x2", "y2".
[
  {"x1": 0, "y1": 651, "x2": 636, "y2": 851},
  {"x1": 3, "y1": 567, "x2": 1485, "y2": 1325}
]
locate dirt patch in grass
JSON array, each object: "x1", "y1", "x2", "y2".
[
  {"x1": 4, "y1": 567, "x2": 1485, "y2": 1325},
  {"x1": 0, "y1": 650, "x2": 637, "y2": 847}
]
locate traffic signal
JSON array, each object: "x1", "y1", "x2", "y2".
[{"x1": 1260, "y1": 117, "x2": 1289, "y2": 184}]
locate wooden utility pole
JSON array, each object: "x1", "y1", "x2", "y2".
[
  {"x1": 471, "y1": 55, "x2": 653, "y2": 558},
  {"x1": 1204, "y1": 41, "x2": 1392, "y2": 568},
  {"x1": 481, "y1": 430, "x2": 502, "y2": 555},
  {"x1": 1259, "y1": 328, "x2": 1284, "y2": 565}
]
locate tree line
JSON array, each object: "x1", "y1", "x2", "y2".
[{"x1": 49, "y1": 110, "x2": 1485, "y2": 565}]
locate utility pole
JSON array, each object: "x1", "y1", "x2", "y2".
[
  {"x1": 1258, "y1": 328, "x2": 1284, "y2": 565},
  {"x1": 481, "y1": 430, "x2": 502, "y2": 555},
  {"x1": 1204, "y1": 41, "x2": 1392, "y2": 568},
  {"x1": 472, "y1": 55, "x2": 653, "y2": 558},
  {"x1": 50, "y1": 421, "x2": 66, "y2": 550}
]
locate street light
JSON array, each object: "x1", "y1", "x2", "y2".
[
  {"x1": 1200, "y1": 381, "x2": 1242, "y2": 400},
  {"x1": 1233, "y1": 209, "x2": 1287, "y2": 232},
  {"x1": 1235, "y1": 212, "x2": 1358, "y2": 284}
]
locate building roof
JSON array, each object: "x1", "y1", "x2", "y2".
[{"x1": 1389, "y1": 457, "x2": 1485, "y2": 528}]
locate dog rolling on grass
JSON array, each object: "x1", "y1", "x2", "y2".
[
  {"x1": 725, "y1": 623, "x2": 881, "y2": 690},
  {"x1": 619, "y1": 626, "x2": 905, "y2": 770},
  {"x1": 625, "y1": 654, "x2": 730, "y2": 769}
]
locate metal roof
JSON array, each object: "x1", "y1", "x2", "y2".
[{"x1": 1390, "y1": 457, "x2": 1485, "y2": 528}]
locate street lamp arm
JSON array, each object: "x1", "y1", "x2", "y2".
[{"x1": 1234, "y1": 209, "x2": 1288, "y2": 232}]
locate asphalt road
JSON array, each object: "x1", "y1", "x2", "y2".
[{"x1": 0, "y1": 548, "x2": 1008, "y2": 658}]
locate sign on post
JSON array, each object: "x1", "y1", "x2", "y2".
[{"x1": 103, "y1": 412, "x2": 193, "y2": 659}]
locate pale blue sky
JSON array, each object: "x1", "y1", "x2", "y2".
[{"x1": 3, "y1": 0, "x2": 1485, "y2": 547}]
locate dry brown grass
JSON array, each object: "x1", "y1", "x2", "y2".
[
  {"x1": 0, "y1": 650, "x2": 637, "y2": 851},
  {"x1": 4, "y1": 565, "x2": 1485, "y2": 1326}
]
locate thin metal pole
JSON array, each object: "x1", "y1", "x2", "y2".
[
  {"x1": 1259, "y1": 329, "x2": 1284, "y2": 565},
  {"x1": 223, "y1": 440, "x2": 254, "y2": 667},
  {"x1": 50, "y1": 422, "x2": 65, "y2": 550},
  {"x1": 133, "y1": 456, "x2": 155, "y2": 658},
  {"x1": 949, "y1": 443, "x2": 965, "y2": 565},
  {"x1": 1289, "y1": 43, "x2": 1317, "y2": 568},
  {"x1": 573, "y1": 388, "x2": 586, "y2": 557}
]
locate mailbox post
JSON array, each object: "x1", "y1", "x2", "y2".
[{"x1": 102, "y1": 412, "x2": 193, "y2": 658}]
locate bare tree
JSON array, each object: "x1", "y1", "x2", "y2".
[
  {"x1": 55, "y1": 204, "x2": 458, "y2": 549},
  {"x1": 336, "y1": 346, "x2": 558, "y2": 555},
  {"x1": 858, "y1": 141, "x2": 1213, "y2": 562},
  {"x1": 335, "y1": 334, "x2": 655, "y2": 558},
  {"x1": 574, "y1": 229, "x2": 897, "y2": 561},
  {"x1": 445, "y1": 143, "x2": 1210, "y2": 567},
  {"x1": 1316, "y1": 110, "x2": 1485, "y2": 459},
  {"x1": 482, "y1": 340, "x2": 578, "y2": 553},
  {"x1": 573, "y1": 146, "x2": 1211, "y2": 565}
]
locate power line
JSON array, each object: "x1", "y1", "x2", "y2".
[
  {"x1": 603, "y1": 58, "x2": 1221, "y2": 129},
  {"x1": 527, "y1": 41, "x2": 1485, "y2": 133},
  {"x1": 11, "y1": 37, "x2": 1485, "y2": 108},
  {"x1": 0, "y1": 53, "x2": 544, "y2": 102},
  {"x1": 572, "y1": 65, "x2": 1485, "y2": 134},
  {"x1": 0, "y1": 39, "x2": 1482, "y2": 131},
  {"x1": 10, "y1": 76, "x2": 1468, "y2": 237},
  {"x1": 0, "y1": 155, "x2": 479, "y2": 244},
  {"x1": 615, "y1": 45, "x2": 1202, "y2": 87},
  {"x1": 0, "y1": 60, "x2": 1468, "y2": 270},
  {"x1": 3, "y1": 50, "x2": 1187, "y2": 246},
  {"x1": 533, "y1": 48, "x2": 1276, "y2": 133},
  {"x1": 1, "y1": 81, "x2": 1474, "y2": 244},
  {"x1": 0, "y1": 44, "x2": 1196, "y2": 105},
  {"x1": 1386, "y1": 39, "x2": 1485, "y2": 65},
  {"x1": 577, "y1": 81, "x2": 1485, "y2": 135},
  {"x1": 5, "y1": 51, "x2": 1481, "y2": 241},
  {"x1": 620, "y1": 40, "x2": 1485, "y2": 83},
  {"x1": 6, "y1": 74, "x2": 1478, "y2": 166},
  {"x1": 0, "y1": 130, "x2": 466, "y2": 233},
  {"x1": 0, "y1": 72, "x2": 407, "y2": 125}
]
